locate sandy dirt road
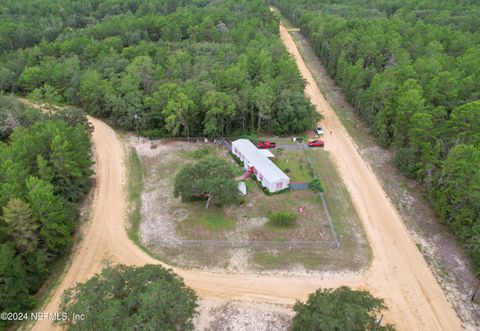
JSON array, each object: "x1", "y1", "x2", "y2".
[
  {"x1": 278, "y1": 24, "x2": 462, "y2": 330},
  {"x1": 32, "y1": 25, "x2": 462, "y2": 331}
]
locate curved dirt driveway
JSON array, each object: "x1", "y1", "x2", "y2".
[{"x1": 32, "y1": 25, "x2": 462, "y2": 331}]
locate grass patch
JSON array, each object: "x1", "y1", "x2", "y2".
[
  {"x1": 273, "y1": 150, "x2": 314, "y2": 182},
  {"x1": 184, "y1": 210, "x2": 234, "y2": 231},
  {"x1": 177, "y1": 207, "x2": 235, "y2": 240},
  {"x1": 252, "y1": 249, "x2": 325, "y2": 270},
  {"x1": 305, "y1": 149, "x2": 352, "y2": 237},
  {"x1": 267, "y1": 210, "x2": 297, "y2": 228},
  {"x1": 306, "y1": 149, "x2": 371, "y2": 260},
  {"x1": 186, "y1": 145, "x2": 214, "y2": 159},
  {"x1": 127, "y1": 147, "x2": 143, "y2": 244}
]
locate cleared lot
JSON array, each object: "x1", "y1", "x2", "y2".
[{"x1": 132, "y1": 138, "x2": 370, "y2": 272}]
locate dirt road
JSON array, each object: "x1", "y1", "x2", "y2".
[
  {"x1": 278, "y1": 24, "x2": 462, "y2": 329},
  {"x1": 32, "y1": 25, "x2": 462, "y2": 331}
]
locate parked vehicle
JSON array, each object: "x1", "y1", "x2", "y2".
[
  {"x1": 308, "y1": 139, "x2": 324, "y2": 147},
  {"x1": 315, "y1": 126, "x2": 324, "y2": 135},
  {"x1": 257, "y1": 140, "x2": 276, "y2": 149}
]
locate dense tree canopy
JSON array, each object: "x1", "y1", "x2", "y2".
[
  {"x1": 58, "y1": 264, "x2": 198, "y2": 331},
  {"x1": 0, "y1": 0, "x2": 318, "y2": 137},
  {"x1": 293, "y1": 286, "x2": 394, "y2": 331},
  {"x1": 0, "y1": 96, "x2": 93, "y2": 328},
  {"x1": 273, "y1": 0, "x2": 480, "y2": 274},
  {"x1": 174, "y1": 156, "x2": 239, "y2": 206}
]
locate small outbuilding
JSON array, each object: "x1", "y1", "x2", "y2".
[{"x1": 231, "y1": 139, "x2": 289, "y2": 193}]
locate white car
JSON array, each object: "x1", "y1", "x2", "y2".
[{"x1": 315, "y1": 126, "x2": 324, "y2": 135}]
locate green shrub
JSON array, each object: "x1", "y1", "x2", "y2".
[
  {"x1": 141, "y1": 129, "x2": 167, "y2": 138},
  {"x1": 268, "y1": 211, "x2": 297, "y2": 227},
  {"x1": 308, "y1": 178, "x2": 324, "y2": 193}
]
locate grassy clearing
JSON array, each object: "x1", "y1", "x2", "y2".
[
  {"x1": 306, "y1": 149, "x2": 371, "y2": 260},
  {"x1": 184, "y1": 145, "x2": 215, "y2": 159},
  {"x1": 177, "y1": 208, "x2": 235, "y2": 240},
  {"x1": 126, "y1": 147, "x2": 143, "y2": 244},
  {"x1": 248, "y1": 189, "x2": 328, "y2": 242},
  {"x1": 158, "y1": 245, "x2": 231, "y2": 269},
  {"x1": 273, "y1": 149, "x2": 314, "y2": 182},
  {"x1": 252, "y1": 248, "x2": 326, "y2": 270}
]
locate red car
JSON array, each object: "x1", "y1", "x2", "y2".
[
  {"x1": 257, "y1": 140, "x2": 276, "y2": 149},
  {"x1": 308, "y1": 139, "x2": 324, "y2": 147}
]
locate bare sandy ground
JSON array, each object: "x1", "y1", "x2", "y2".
[
  {"x1": 194, "y1": 299, "x2": 293, "y2": 331},
  {"x1": 31, "y1": 24, "x2": 464, "y2": 331}
]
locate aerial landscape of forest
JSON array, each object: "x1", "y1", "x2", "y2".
[{"x1": 0, "y1": 0, "x2": 478, "y2": 330}]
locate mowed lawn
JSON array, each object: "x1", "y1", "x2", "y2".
[
  {"x1": 272, "y1": 149, "x2": 314, "y2": 182},
  {"x1": 176, "y1": 206, "x2": 235, "y2": 240}
]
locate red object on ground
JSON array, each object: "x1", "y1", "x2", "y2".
[
  {"x1": 298, "y1": 206, "x2": 305, "y2": 213},
  {"x1": 308, "y1": 139, "x2": 324, "y2": 147},
  {"x1": 257, "y1": 140, "x2": 277, "y2": 149}
]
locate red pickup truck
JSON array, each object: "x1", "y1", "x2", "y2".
[{"x1": 257, "y1": 141, "x2": 276, "y2": 149}]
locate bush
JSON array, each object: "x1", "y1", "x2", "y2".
[
  {"x1": 141, "y1": 128, "x2": 167, "y2": 139},
  {"x1": 268, "y1": 211, "x2": 297, "y2": 227},
  {"x1": 308, "y1": 178, "x2": 324, "y2": 193}
]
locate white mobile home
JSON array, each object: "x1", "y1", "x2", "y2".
[{"x1": 231, "y1": 139, "x2": 289, "y2": 193}]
